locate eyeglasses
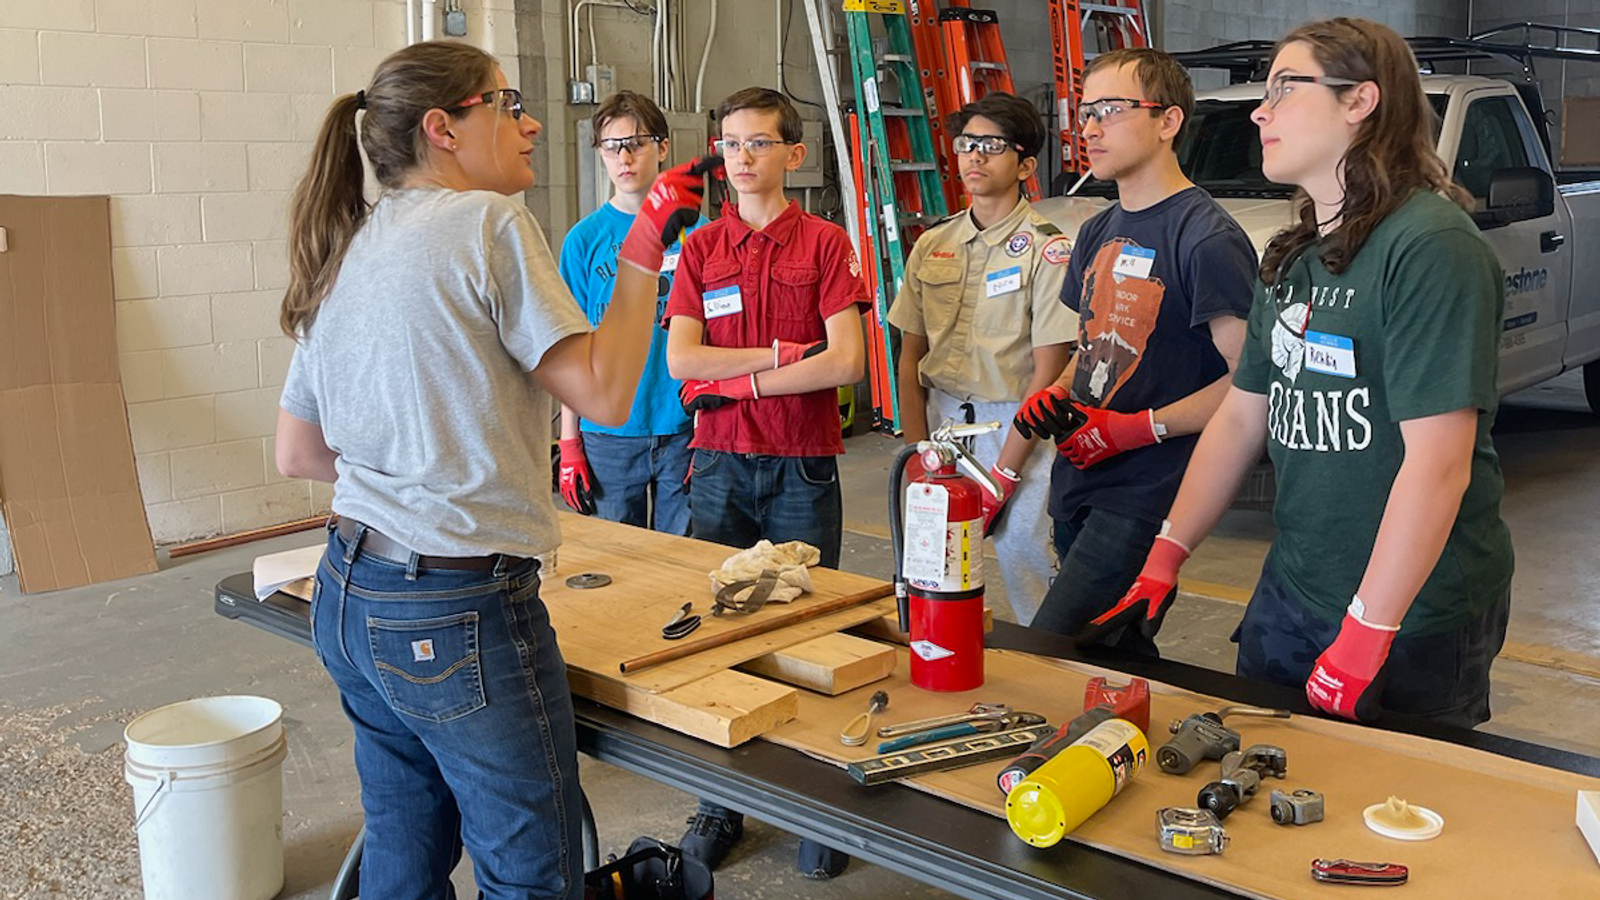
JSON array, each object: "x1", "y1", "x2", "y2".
[
  {"x1": 952, "y1": 133, "x2": 1021, "y2": 156},
  {"x1": 1260, "y1": 74, "x2": 1362, "y2": 110},
  {"x1": 449, "y1": 87, "x2": 524, "y2": 120},
  {"x1": 713, "y1": 138, "x2": 794, "y2": 157},
  {"x1": 1075, "y1": 98, "x2": 1169, "y2": 127},
  {"x1": 598, "y1": 134, "x2": 664, "y2": 156}
]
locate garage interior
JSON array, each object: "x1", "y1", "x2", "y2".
[{"x1": 2, "y1": 1, "x2": 1599, "y2": 898}]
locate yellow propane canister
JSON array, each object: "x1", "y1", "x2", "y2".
[{"x1": 1005, "y1": 718, "x2": 1149, "y2": 847}]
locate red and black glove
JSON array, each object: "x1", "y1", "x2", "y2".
[
  {"x1": 679, "y1": 374, "x2": 758, "y2": 414},
  {"x1": 773, "y1": 339, "x2": 827, "y2": 369},
  {"x1": 1060, "y1": 404, "x2": 1160, "y2": 469},
  {"x1": 619, "y1": 155, "x2": 723, "y2": 273},
  {"x1": 1078, "y1": 532, "x2": 1191, "y2": 646},
  {"x1": 557, "y1": 437, "x2": 596, "y2": 515},
  {"x1": 1013, "y1": 385, "x2": 1083, "y2": 440},
  {"x1": 1306, "y1": 602, "x2": 1399, "y2": 723},
  {"x1": 979, "y1": 466, "x2": 1019, "y2": 537}
]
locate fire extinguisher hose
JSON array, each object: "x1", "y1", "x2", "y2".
[{"x1": 888, "y1": 443, "x2": 920, "y2": 634}]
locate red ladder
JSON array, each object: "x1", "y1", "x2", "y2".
[
  {"x1": 1050, "y1": 0, "x2": 1151, "y2": 179},
  {"x1": 939, "y1": 1, "x2": 1042, "y2": 200}
]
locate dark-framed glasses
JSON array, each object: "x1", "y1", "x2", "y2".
[
  {"x1": 952, "y1": 133, "x2": 1021, "y2": 156},
  {"x1": 598, "y1": 134, "x2": 665, "y2": 156},
  {"x1": 1261, "y1": 74, "x2": 1363, "y2": 109}
]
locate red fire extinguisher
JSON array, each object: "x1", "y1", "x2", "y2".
[{"x1": 889, "y1": 422, "x2": 999, "y2": 692}]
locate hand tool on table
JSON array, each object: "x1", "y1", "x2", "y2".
[
  {"x1": 661, "y1": 602, "x2": 701, "y2": 640},
  {"x1": 1156, "y1": 807, "x2": 1229, "y2": 855},
  {"x1": 848, "y1": 724, "x2": 1055, "y2": 785},
  {"x1": 1157, "y1": 705, "x2": 1290, "y2": 775},
  {"x1": 617, "y1": 582, "x2": 894, "y2": 674},
  {"x1": 839, "y1": 690, "x2": 890, "y2": 747},
  {"x1": 1197, "y1": 744, "x2": 1288, "y2": 820},
  {"x1": 1311, "y1": 859, "x2": 1408, "y2": 886},
  {"x1": 877, "y1": 712, "x2": 1045, "y2": 754},
  {"x1": 712, "y1": 569, "x2": 781, "y2": 616},
  {"x1": 1271, "y1": 789, "x2": 1325, "y2": 826},
  {"x1": 998, "y1": 678, "x2": 1153, "y2": 794},
  {"x1": 876, "y1": 702, "x2": 1010, "y2": 739}
]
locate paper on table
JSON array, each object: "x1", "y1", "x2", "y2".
[{"x1": 253, "y1": 544, "x2": 324, "y2": 600}]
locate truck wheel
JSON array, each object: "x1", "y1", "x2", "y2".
[{"x1": 1587, "y1": 360, "x2": 1600, "y2": 417}]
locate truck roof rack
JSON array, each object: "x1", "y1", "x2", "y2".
[{"x1": 1170, "y1": 24, "x2": 1600, "y2": 85}]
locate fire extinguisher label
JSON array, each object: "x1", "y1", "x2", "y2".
[
  {"x1": 911, "y1": 639, "x2": 955, "y2": 662},
  {"x1": 904, "y1": 482, "x2": 984, "y2": 592}
]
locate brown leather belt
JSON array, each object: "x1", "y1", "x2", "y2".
[{"x1": 334, "y1": 517, "x2": 522, "y2": 571}]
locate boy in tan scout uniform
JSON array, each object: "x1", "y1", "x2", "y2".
[{"x1": 888, "y1": 92, "x2": 1077, "y2": 624}]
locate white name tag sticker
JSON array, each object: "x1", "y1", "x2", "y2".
[
  {"x1": 1113, "y1": 246, "x2": 1156, "y2": 279},
  {"x1": 661, "y1": 250, "x2": 680, "y2": 273},
  {"x1": 985, "y1": 266, "x2": 1022, "y2": 297},
  {"x1": 703, "y1": 285, "x2": 743, "y2": 319},
  {"x1": 1304, "y1": 331, "x2": 1357, "y2": 378}
]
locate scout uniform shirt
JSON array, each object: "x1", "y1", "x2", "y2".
[
  {"x1": 887, "y1": 197, "x2": 1078, "y2": 402},
  {"x1": 663, "y1": 201, "x2": 869, "y2": 457},
  {"x1": 1234, "y1": 190, "x2": 1513, "y2": 635}
]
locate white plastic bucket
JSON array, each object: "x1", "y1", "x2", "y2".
[{"x1": 123, "y1": 695, "x2": 288, "y2": 900}]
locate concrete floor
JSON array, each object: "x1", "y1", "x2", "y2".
[{"x1": 2, "y1": 370, "x2": 1597, "y2": 899}]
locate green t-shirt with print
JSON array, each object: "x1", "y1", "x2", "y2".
[{"x1": 1234, "y1": 190, "x2": 1514, "y2": 635}]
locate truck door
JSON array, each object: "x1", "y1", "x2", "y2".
[{"x1": 1450, "y1": 90, "x2": 1572, "y2": 394}]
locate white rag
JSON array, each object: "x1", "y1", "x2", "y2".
[{"x1": 709, "y1": 540, "x2": 820, "y2": 606}]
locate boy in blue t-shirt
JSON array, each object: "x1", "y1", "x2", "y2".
[{"x1": 558, "y1": 91, "x2": 706, "y2": 533}]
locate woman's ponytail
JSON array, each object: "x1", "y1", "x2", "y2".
[{"x1": 282, "y1": 92, "x2": 367, "y2": 339}]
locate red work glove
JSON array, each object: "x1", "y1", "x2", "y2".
[
  {"x1": 557, "y1": 437, "x2": 596, "y2": 515},
  {"x1": 1061, "y1": 404, "x2": 1160, "y2": 469},
  {"x1": 1078, "y1": 532, "x2": 1191, "y2": 646},
  {"x1": 1013, "y1": 385, "x2": 1083, "y2": 440},
  {"x1": 979, "y1": 466, "x2": 1019, "y2": 537},
  {"x1": 679, "y1": 374, "x2": 758, "y2": 414},
  {"x1": 1307, "y1": 604, "x2": 1399, "y2": 723},
  {"x1": 773, "y1": 339, "x2": 827, "y2": 369},
  {"x1": 618, "y1": 155, "x2": 723, "y2": 273}
]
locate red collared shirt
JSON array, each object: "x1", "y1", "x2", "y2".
[{"x1": 664, "y1": 201, "x2": 868, "y2": 456}]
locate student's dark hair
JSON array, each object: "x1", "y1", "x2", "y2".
[
  {"x1": 1259, "y1": 18, "x2": 1470, "y2": 283},
  {"x1": 1082, "y1": 47, "x2": 1195, "y2": 133},
  {"x1": 282, "y1": 41, "x2": 498, "y2": 338},
  {"x1": 716, "y1": 87, "x2": 803, "y2": 144},
  {"x1": 952, "y1": 92, "x2": 1046, "y2": 161},
  {"x1": 592, "y1": 90, "x2": 669, "y2": 145}
]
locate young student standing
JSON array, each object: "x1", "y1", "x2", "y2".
[
  {"x1": 1014, "y1": 48, "x2": 1258, "y2": 652},
  {"x1": 663, "y1": 88, "x2": 867, "y2": 878},
  {"x1": 1097, "y1": 19, "x2": 1513, "y2": 727},
  {"x1": 275, "y1": 42, "x2": 711, "y2": 900},
  {"x1": 557, "y1": 91, "x2": 705, "y2": 533},
  {"x1": 888, "y1": 92, "x2": 1077, "y2": 624}
]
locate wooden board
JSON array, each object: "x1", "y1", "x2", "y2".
[
  {"x1": 544, "y1": 514, "x2": 896, "y2": 693},
  {"x1": 567, "y1": 667, "x2": 797, "y2": 748},
  {"x1": 763, "y1": 648, "x2": 1600, "y2": 900},
  {"x1": 738, "y1": 632, "x2": 897, "y2": 695}
]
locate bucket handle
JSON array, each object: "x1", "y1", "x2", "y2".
[{"x1": 132, "y1": 770, "x2": 175, "y2": 831}]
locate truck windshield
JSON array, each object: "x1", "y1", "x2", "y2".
[{"x1": 1068, "y1": 93, "x2": 1450, "y2": 200}]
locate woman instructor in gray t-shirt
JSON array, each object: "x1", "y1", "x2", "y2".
[{"x1": 274, "y1": 41, "x2": 714, "y2": 900}]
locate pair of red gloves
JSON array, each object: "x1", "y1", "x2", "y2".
[
  {"x1": 1013, "y1": 385, "x2": 1162, "y2": 469},
  {"x1": 563, "y1": 155, "x2": 722, "y2": 516},
  {"x1": 1085, "y1": 530, "x2": 1396, "y2": 722},
  {"x1": 677, "y1": 339, "x2": 828, "y2": 414}
]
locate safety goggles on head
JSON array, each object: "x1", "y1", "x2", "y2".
[
  {"x1": 713, "y1": 138, "x2": 794, "y2": 157},
  {"x1": 1075, "y1": 98, "x2": 1169, "y2": 127},
  {"x1": 952, "y1": 133, "x2": 1022, "y2": 156},
  {"x1": 449, "y1": 87, "x2": 524, "y2": 120},
  {"x1": 598, "y1": 134, "x2": 665, "y2": 156},
  {"x1": 1261, "y1": 74, "x2": 1362, "y2": 109}
]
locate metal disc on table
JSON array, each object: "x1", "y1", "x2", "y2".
[{"x1": 565, "y1": 572, "x2": 612, "y2": 589}]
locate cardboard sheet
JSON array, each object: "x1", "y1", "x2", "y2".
[
  {"x1": 0, "y1": 196, "x2": 156, "y2": 592},
  {"x1": 764, "y1": 648, "x2": 1600, "y2": 899}
]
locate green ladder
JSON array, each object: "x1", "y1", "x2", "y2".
[{"x1": 843, "y1": 0, "x2": 948, "y2": 434}]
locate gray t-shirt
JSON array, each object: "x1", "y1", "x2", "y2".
[{"x1": 281, "y1": 187, "x2": 591, "y2": 557}]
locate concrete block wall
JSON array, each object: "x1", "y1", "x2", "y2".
[{"x1": 0, "y1": 0, "x2": 520, "y2": 551}]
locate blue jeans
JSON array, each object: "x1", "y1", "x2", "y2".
[
  {"x1": 1030, "y1": 505, "x2": 1162, "y2": 656},
  {"x1": 687, "y1": 450, "x2": 843, "y2": 568},
  {"x1": 582, "y1": 431, "x2": 692, "y2": 536},
  {"x1": 1233, "y1": 558, "x2": 1510, "y2": 728},
  {"x1": 311, "y1": 526, "x2": 582, "y2": 900}
]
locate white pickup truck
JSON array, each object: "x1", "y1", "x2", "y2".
[{"x1": 1038, "y1": 35, "x2": 1600, "y2": 417}]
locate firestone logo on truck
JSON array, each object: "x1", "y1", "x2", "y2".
[{"x1": 1504, "y1": 266, "x2": 1548, "y2": 296}]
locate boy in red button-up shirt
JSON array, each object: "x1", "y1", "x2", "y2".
[{"x1": 663, "y1": 87, "x2": 868, "y2": 879}]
